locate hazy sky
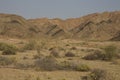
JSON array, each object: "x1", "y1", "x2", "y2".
[{"x1": 0, "y1": 0, "x2": 120, "y2": 19}]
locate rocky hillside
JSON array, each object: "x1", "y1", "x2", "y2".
[
  {"x1": 0, "y1": 14, "x2": 67, "y2": 38},
  {"x1": 29, "y1": 11, "x2": 120, "y2": 40},
  {"x1": 0, "y1": 11, "x2": 120, "y2": 40},
  {"x1": 0, "y1": 13, "x2": 41, "y2": 38}
]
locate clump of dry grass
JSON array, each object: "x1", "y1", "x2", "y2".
[
  {"x1": 0, "y1": 56, "x2": 16, "y2": 66},
  {"x1": 82, "y1": 68, "x2": 116, "y2": 80},
  {"x1": 60, "y1": 61, "x2": 90, "y2": 72},
  {"x1": 34, "y1": 56, "x2": 59, "y2": 71}
]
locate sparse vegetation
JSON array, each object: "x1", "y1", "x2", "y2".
[{"x1": 84, "y1": 45, "x2": 119, "y2": 61}]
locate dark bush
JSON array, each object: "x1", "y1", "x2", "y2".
[
  {"x1": 65, "y1": 52, "x2": 75, "y2": 57},
  {"x1": 2, "y1": 47, "x2": 16, "y2": 55},
  {"x1": 70, "y1": 47, "x2": 77, "y2": 50},
  {"x1": 83, "y1": 50, "x2": 104, "y2": 60},
  {"x1": 50, "y1": 49, "x2": 60, "y2": 57}
]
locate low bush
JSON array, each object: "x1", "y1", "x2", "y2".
[
  {"x1": 50, "y1": 49, "x2": 60, "y2": 57},
  {"x1": 70, "y1": 47, "x2": 77, "y2": 50},
  {"x1": 82, "y1": 68, "x2": 115, "y2": 80},
  {"x1": 65, "y1": 52, "x2": 75, "y2": 57},
  {"x1": 23, "y1": 40, "x2": 36, "y2": 50},
  {"x1": 75, "y1": 64, "x2": 90, "y2": 72},
  {"x1": 15, "y1": 62, "x2": 33, "y2": 70},
  {"x1": 34, "y1": 56, "x2": 58, "y2": 71},
  {"x1": 83, "y1": 50, "x2": 104, "y2": 60},
  {"x1": 60, "y1": 61, "x2": 90, "y2": 72},
  {"x1": 0, "y1": 56, "x2": 16, "y2": 66},
  {"x1": 103, "y1": 45, "x2": 117, "y2": 61},
  {"x1": 0, "y1": 42, "x2": 17, "y2": 55},
  {"x1": 84, "y1": 45, "x2": 119, "y2": 61}
]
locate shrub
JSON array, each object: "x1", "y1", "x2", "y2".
[
  {"x1": 70, "y1": 47, "x2": 77, "y2": 50},
  {"x1": 60, "y1": 61, "x2": 90, "y2": 72},
  {"x1": 65, "y1": 52, "x2": 75, "y2": 57},
  {"x1": 34, "y1": 56, "x2": 58, "y2": 71},
  {"x1": 82, "y1": 68, "x2": 116, "y2": 80},
  {"x1": 23, "y1": 40, "x2": 36, "y2": 50},
  {"x1": 83, "y1": 50, "x2": 104, "y2": 60},
  {"x1": 75, "y1": 64, "x2": 90, "y2": 72},
  {"x1": 2, "y1": 47, "x2": 16, "y2": 55},
  {"x1": 0, "y1": 56, "x2": 16, "y2": 66},
  {"x1": 0, "y1": 42, "x2": 17, "y2": 55},
  {"x1": 103, "y1": 45, "x2": 117, "y2": 61},
  {"x1": 50, "y1": 49, "x2": 60, "y2": 57},
  {"x1": 15, "y1": 62, "x2": 33, "y2": 70},
  {"x1": 82, "y1": 69, "x2": 107, "y2": 80}
]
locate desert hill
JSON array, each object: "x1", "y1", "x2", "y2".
[
  {"x1": 0, "y1": 11, "x2": 120, "y2": 40},
  {"x1": 0, "y1": 13, "x2": 41, "y2": 38},
  {"x1": 29, "y1": 11, "x2": 120, "y2": 40}
]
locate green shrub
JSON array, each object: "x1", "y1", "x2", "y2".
[
  {"x1": 0, "y1": 42, "x2": 17, "y2": 55},
  {"x1": 75, "y1": 64, "x2": 90, "y2": 72}
]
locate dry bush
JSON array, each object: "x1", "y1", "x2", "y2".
[
  {"x1": 65, "y1": 52, "x2": 75, "y2": 57},
  {"x1": 15, "y1": 62, "x2": 33, "y2": 70},
  {"x1": 70, "y1": 46, "x2": 77, "y2": 50},
  {"x1": 0, "y1": 56, "x2": 16, "y2": 66},
  {"x1": 83, "y1": 50, "x2": 104, "y2": 60},
  {"x1": 34, "y1": 56, "x2": 58, "y2": 71},
  {"x1": 60, "y1": 61, "x2": 90, "y2": 72},
  {"x1": 82, "y1": 68, "x2": 116, "y2": 80},
  {"x1": 103, "y1": 45, "x2": 118, "y2": 61},
  {"x1": 75, "y1": 64, "x2": 90, "y2": 72},
  {"x1": 50, "y1": 49, "x2": 60, "y2": 57},
  {"x1": 23, "y1": 40, "x2": 36, "y2": 50},
  {"x1": 84, "y1": 46, "x2": 119, "y2": 61}
]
